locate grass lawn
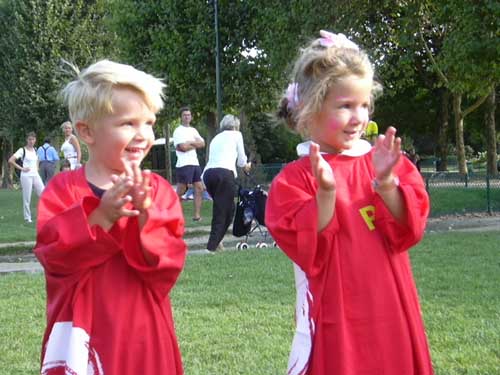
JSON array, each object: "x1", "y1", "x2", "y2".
[
  {"x1": 0, "y1": 189, "x2": 38, "y2": 242},
  {"x1": 0, "y1": 232, "x2": 498, "y2": 374},
  {"x1": 429, "y1": 187, "x2": 500, "y2": 216},
  {"x1": 0, "y1": 188, "x2": 212, "y2": 247}
]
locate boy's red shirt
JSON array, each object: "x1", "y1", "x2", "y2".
[
  {"x1": 266, "y1": 150, "x2": 434, "y2": 375},
  {"x1": 35, "y1": 167, "x2": 186, "y2": 375}
]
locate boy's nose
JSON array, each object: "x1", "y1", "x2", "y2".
[{"x1": 135, "y1": 124, "x2": 152, "y2": 139}]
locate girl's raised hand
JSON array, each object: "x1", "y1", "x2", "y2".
[
  {"x1": 310, "y1": 142, "x2": 336, "y2": 192},
  {"x1": 372, "y1": 126, "x2": 401, "y2": 180}
]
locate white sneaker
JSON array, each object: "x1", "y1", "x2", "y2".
[{"x1": 203, "y1": 249, "x2": 215, "y2": 255}]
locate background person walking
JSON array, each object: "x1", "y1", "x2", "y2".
[
  {"x1": 202, "y1": 114, "x2": 251, "y2": 253},
  {"x1": 37, "y1": 137, "x2": 59, "y2": 184},
  {"x1": 8, "y1": 131, "x2": 44, "y2": 223}
]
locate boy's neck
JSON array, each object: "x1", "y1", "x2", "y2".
[{"x1": 84, "y1": 159, "x2": 120, "y2": 189}]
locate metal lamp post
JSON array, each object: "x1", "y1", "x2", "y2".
[{"x1": 213, "y1": 0, "x2": 222, "y2": 124}]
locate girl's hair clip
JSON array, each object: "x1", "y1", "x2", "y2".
[
  {"x1": 286, "y1": 82, "x2": 299, "y2": 110},
  {"x1": 319, "y1": 30, "x2": 359, "y2": 51}
]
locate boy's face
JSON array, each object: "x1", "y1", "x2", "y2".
[{"x1": 88, "y1": 87, "x2": 156, "y2": 174}]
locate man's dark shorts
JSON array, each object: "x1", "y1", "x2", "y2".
[{"x1": 176, "y1": 165, "x2": 202, "y2": 184}]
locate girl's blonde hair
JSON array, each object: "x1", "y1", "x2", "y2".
[
  {"x1": 61, "y1": 60, "x2": 166, "y2": 127},
  {"x1": 60, "y1": 120, "x2": 73, "y2": 130},
  {"x1": 277, "y1": 31, "x2": 383, "y2": 136}
]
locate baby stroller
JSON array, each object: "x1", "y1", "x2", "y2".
[{"x1": 232, "y1": 180, "x2": 276, "y2": 250}]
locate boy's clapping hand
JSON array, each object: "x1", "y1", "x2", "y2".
[
  {"x1": 124, "y1": 160, "x2": 153, "y2": 212},
  {"x1": 90, "y1": 174, "x2": 138, "y2": 230}
]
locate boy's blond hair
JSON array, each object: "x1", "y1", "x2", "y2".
[{"x1": 61, "y1": 60, "x2": 166, "y2": 126}]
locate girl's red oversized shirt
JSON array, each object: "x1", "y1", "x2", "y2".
[
  {"x1": 266, "y1": 151, "x2": 434, "y2": 375},
  {"x1": 35, "y1": 167, "x2": 186, "y2": 375}
]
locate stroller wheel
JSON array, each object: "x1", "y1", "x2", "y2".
[
  {"x1": 257, "y1": 243, "x2": 268, "y2": 249},
  {"x1": 236, "y1": 242, "x2": 241, "y2": 250},
  {"x1": 273, "y1": 241, "x2": 278, "y2": 248},
  {"x1": 240, "y1": 243, "x2": 249, "y2": 250}
]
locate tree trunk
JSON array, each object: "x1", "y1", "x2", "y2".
[
  {"x1": 485, "y1": 87, "x2": 498, "y2": 176},
  {"x1": 453, "y1": 93, "x2": 467, "y2": 174},
  {"x1": 163, "y1": 122, "x2": 172, "y2": 183},
  {"x1": 437, "y1": 89, "x2": 450, "y2": 171},
  {"x1": 1, "y1": 136, "x2": 14, "y2": 189}
]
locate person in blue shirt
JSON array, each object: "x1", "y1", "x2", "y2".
[{"x1": 37, "y1": 137, "x2": 60, "y2": 184}]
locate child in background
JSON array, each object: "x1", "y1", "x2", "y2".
[
  {"x1": 266, "y1": 30, "x2": 433, "y2": 374},
  {"x1": 35, "y1": 60, "x2": 187, "y2": 375},
  {"x1": 60, "y1": 158, "x2": 71, "y2": 172}
]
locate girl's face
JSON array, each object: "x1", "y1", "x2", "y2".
[
  {"x1": 26, "y1": 136, "x2": 36, "y2": 147},
  {"x1": 309, "y1": 75, "x2": 372, "y2": 154},
  {"x1": 63, "y1": 124, "x2": 73, "y2": 137}
]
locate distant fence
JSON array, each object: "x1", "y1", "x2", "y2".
[
  {"x1": 422, "y1": 172, "x2": 500, "y2": 217},
  {"x1": 156, "y1": 163, "x2": 500, "y2": 217}
]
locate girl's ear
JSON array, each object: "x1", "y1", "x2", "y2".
[{"x1": 75, "y1": 121, "x2": 94, "y2": 145}]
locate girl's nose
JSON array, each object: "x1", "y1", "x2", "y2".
[{"x1": 351, "y1": 107, "x2": 368, "y2": 125}]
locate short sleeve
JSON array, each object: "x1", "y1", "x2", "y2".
[
  {"x1": 172, "y1": 127, "x2": 183, "y2": 147},
  {"x1": 13, "y1": 148, "x2": 23, "y2": 159}
]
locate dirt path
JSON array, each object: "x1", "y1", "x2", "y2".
[{"x1": 1, "y1": 215, "x2": 498, "y2": 273}]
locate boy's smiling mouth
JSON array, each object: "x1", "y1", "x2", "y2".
[{"x1": 125, "y1": 147, "x2": 146, "y2": 160}]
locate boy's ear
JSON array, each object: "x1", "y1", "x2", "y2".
[{"x1": 75, "y1": 121, "x2": 94, "y2": 145}]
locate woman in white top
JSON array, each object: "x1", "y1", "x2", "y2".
[
  {"x1": 60, "y1": 121, "x2": 82, "y2": 169},
  {"x1": 8, "y1": 132, "x2": 45, "y2": 223},
  {"x1": 202, "y1": 114, "x2": 251, "y2": 252}
]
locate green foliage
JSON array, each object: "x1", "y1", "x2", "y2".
[{"x1": 0, "y1": 0, "x2": 116, "y2": 144}]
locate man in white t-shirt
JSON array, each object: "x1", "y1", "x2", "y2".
[{"x1": 172, "y1": 107, "x2": 205, "y2": 221}]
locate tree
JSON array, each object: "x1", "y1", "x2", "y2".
[
  {"x1": 0, "y1": 0, "x2": 116, "y2": 187},
  {"x1": 417, "y1": 0, "x2": 498, "y2": 174},
  {"x1": 109, "y1": 0, "x2": 290, "y2": 168},
  {"x1": 484, "y1": 87, "x2": 498, "y2": 176}
]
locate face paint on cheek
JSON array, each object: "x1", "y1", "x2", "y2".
[{"x1": 327, "y1": 118, "x2": 342, "y2": 131}]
